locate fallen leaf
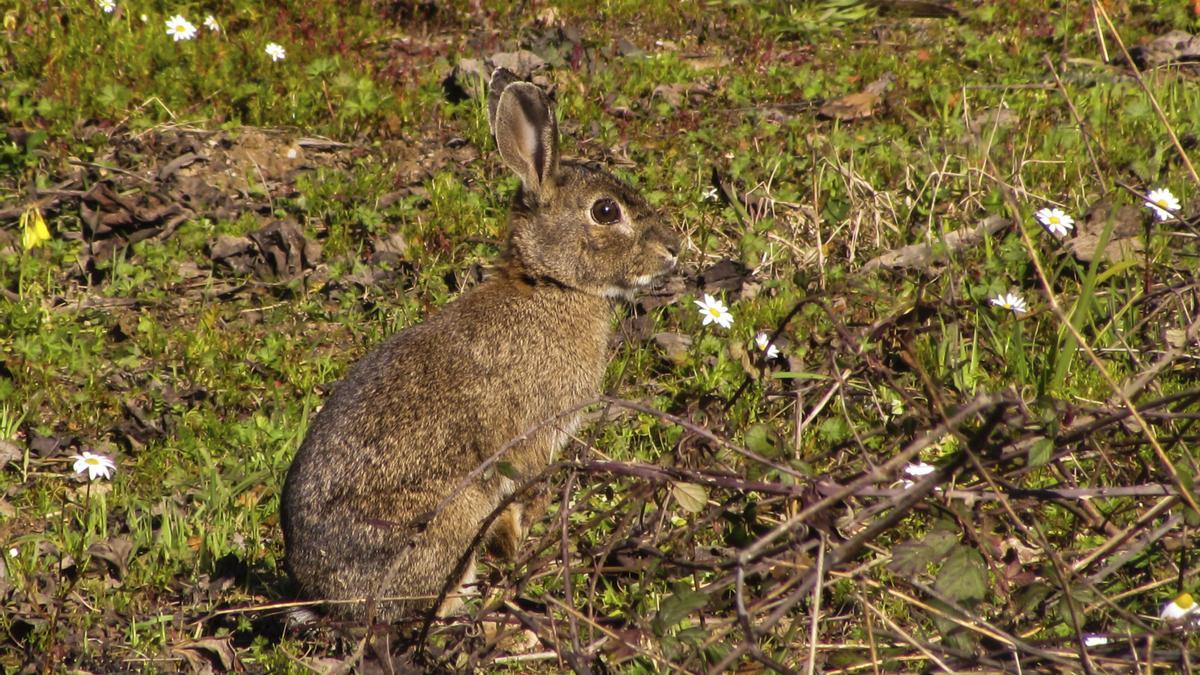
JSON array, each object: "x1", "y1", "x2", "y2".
[
  {"x1": 209, "y1": 219, "x2": 321, "y2": 281},
  {"x1": 652, "y1": 332, "x2": 693, "y2": 364},
  {"x1": 1067, "y1": 199, "x2": 1143, "y2": 264},
  {"x1": 818, "y1": 72, "x2": 896, "y2": 121},
  {"x1": 672, "y1": 482, "x2": 708, "y2": 513},
  {"x1": 172, "y1": 636, "x2": 238, "y2": 673},
  {"x1": 0, "y1": 439, "x2": 21, "y2": 468},
  {"x1": 1125, "y1": 30, "x2": 1200, "y2": 69},
  {"x1": 87, "y1": 536, "x2": 134, "y2": 579},
  {"x1": 696, "y1": 258, "x2": 752, "y2": 295},
  {"x1": 863, "y1": 216, "x2": 1010, "y2": 271}
]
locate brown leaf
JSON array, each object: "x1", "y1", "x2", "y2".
[
  {"x1": 1125, "y1": 30, "x2": 1200, "y2": 69},
  {"x1": 87, "y1": 536, "x2": 134, "y2": 579},
  {"x1": 869, "y1": 0, "x2": 960, "y2": 18},
  {"x1": 172, "y1": 636, "x2": 239, "y2": 673},
  {"x1": 0, "y1": 439, "x2": 21, "y2": 468},
  {"x1": 1067, "y1": 199, "x2": 1143, "y2": 264},
  {"x1": 653, "y1": 332, "x2": 693, "y2": 364},
  {"x1": 209, "y1": 220, "x2": 321, "y2": 281},
  {"x1": 696, "y1": 258, "x2": 752, "y2": 295},
  {"x1": 863, "y1": 216, "x2": 1010, "y2": 271},
  {"x1": 818, "y1": 72, "x2": 896, "y2": 121}
]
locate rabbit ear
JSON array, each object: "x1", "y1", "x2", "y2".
[
  {"x1": 492, "y1": 80, "x2": 559, "y2": 199},
  {"x1": 486, "y1": 68, "x2": 520, "y2": 132}
]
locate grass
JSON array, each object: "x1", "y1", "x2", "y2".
[{"x1": 3, "y1": 0, "x2": 1200, "y2": 671}]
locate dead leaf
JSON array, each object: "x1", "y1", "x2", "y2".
[
  {"x1": 1067, "y1": 199, "x2": 1143, "y2": 264},
  {"x1": 173, "y1": 636, "x2": 239, "y2": 673},
  {"x1": 28, "y1": 433, "x2": 70, "y2": 458},
  {"x1": 696, "y1": 258, "x2": 752, "y2": 295},
  {"x1": 682, "y1": 54, "x2": 730, "y2": 71},
  {"x1": 209, "y1": 219, "x2": 321, "y2": 281},
  {"x1": 869, "y1": 0, "x2": 960, "y2": 18},
  {"x1": 863, "y1": 216, "x2": 1010, "y2": 271},
  {"x1": 818, "y1": 72, "x2": 896, "y2": 121},
  {"x1": 967, "y1": 106, "x2": 1019, "y2": 135},
  {"x1": 653, "y1": 332, "x2": 693, "y2": 364},
  {"x1": 639, "y1": 275, "x2": 686, "y2": 311},
  {"x1": 650, "y1": 81, "x2": 716, "y2": 109},
  {"x1": 87, "y1": 536, "x2": 134, "y2": 579},
  {"x1": 0, "y1": 439, "x2": 21, "y2": 468},
  {"x1": 1125, "y1": 30, "x2": 1200, "y2": 69}
]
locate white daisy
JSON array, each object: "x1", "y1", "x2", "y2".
[
  {"x1": 754, "y1": 332, "x2": 780, "y2": 359},
  {"x1": 265, "y1": 42, "x2": 286, "y2": 62},
  {"x1": 1035, "y1": 207, "x2": 1074, "y2": 238},
  {"x1": 1145, "y1": 187, "x2": 1181, "y2": 222},
  {"x1": 165, "y1": 14, "x2": 197, "y2": 42},
  {"x1": 71, "y1": 451, "x2": 116, "y2": 481},
  {"x1": 203, "y1": 14, "x2": 219, "y2": 32},
  {"x1": 7, "y1": 547, "x2": 16, "y2": 558},
  {"x1": 1161, "y1": 592, "x2": 1197, "y2": 623},
  {"x1": 694, "y1": 293, "x2": 733, "y2": 329},
  {"x1": 990, "y1": 291, "x2": 1028, "y2": 315},
  {"x1": 701, "y1": 186, "x2": 719, "y2": 202},
  {"x1": 98, "y1": 0, "x2": 115, "y2": 13}
]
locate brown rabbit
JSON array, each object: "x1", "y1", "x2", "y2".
[{"x1": 280, "y1": 68, "x2": 679, "y2": 622}]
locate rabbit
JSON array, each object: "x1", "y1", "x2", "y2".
[{"x1": 280, "y1": 68, "x2": 679, "y2": 623}]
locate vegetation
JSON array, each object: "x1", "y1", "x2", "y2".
[{"x1": 2, "y1": 0, "x2": 1200, "y2": 671}]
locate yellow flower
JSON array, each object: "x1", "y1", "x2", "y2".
[{"x1": 19, "y1": 205, "x2": 49, "y2": 251}]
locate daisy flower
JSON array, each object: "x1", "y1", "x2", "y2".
[
  {"x1": 203, "y1": 14, "x2": 219, "y2": 32},
  {"x1": 1162, "y1": 592, "x2": 1198, "y2": 623},
  {"x1": 7, "y1": 547, "x2": 16, "y2": 558},
  {"x1": 165, "y1": 14, "x2": 197, "y2": 42},
  {"x1": 694, "y1": 293, "x2": 733, "y2": 329},
  {"x1": 990, "y1": 291, "x2": 1027, "y2": 315},
  {"x1": 754, "y1": 332, "x2": 780, "y2": 359},
  {"x1": 1145, "y1": 187, "x2": 1181, "y2": 222},
  {"x1": 701, "y1": 186, "x2": 719, "y2": 202},
  {"x1": 1035, "y1": 207, "x2": 1074, "y2": 238},
  {"x1": 98, "y1": 0, "x2": 115, "y2": 13},
  {"x1": 265, "y1": 42, "x2": 286, "y2": 62},
  {"x1": 71, "y1": 451, "x2": 116, "y2": 481}
]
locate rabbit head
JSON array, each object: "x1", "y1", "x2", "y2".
[{"x1": 488, "y1": 69, "x2": 679, "y2": 298}]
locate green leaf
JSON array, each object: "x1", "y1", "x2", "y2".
[
  {"x1": 744, "y1": 423, "x2": 784, "y2": 458},
  {"x1": 888, "y1": 530, "x2": 958, "y2": 576},
  {"x1": 652, "y1": 585, "x2": 709, "y2": 636},
  {"x1": 889, "y1": 541, "x2": 933, "y2": 576},
  {"x1": 1028, "y1": 438, "x2": 1054, "y2": 467},
  {"x1": 495, "y1": 461, "x2": 519, "y2": 480},
  {"x1": 934, "y1": 545, "x2": 988, "y2": 603},
  {"x1": 672, "y1": 482, "x2": 708, "y2": 513}
]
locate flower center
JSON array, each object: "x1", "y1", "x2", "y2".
[{"x1": 85, "y1": 457, "x2": 100, "y2": 466}]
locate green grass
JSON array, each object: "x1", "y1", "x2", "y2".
[{"x1": 3, "y1": 0, "x2": 1200, "y2": 671}]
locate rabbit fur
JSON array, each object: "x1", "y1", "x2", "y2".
[{"x1": 281, "y1": 68, "x2": 679, "y2": 622}]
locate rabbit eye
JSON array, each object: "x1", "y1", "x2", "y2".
[{"x1": 590, "y1": 198, "x2": 621, "y2": 225}]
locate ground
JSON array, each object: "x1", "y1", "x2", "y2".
[{"x1": 2, "y1": 0, "x2": 1200, "y2": 672}]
